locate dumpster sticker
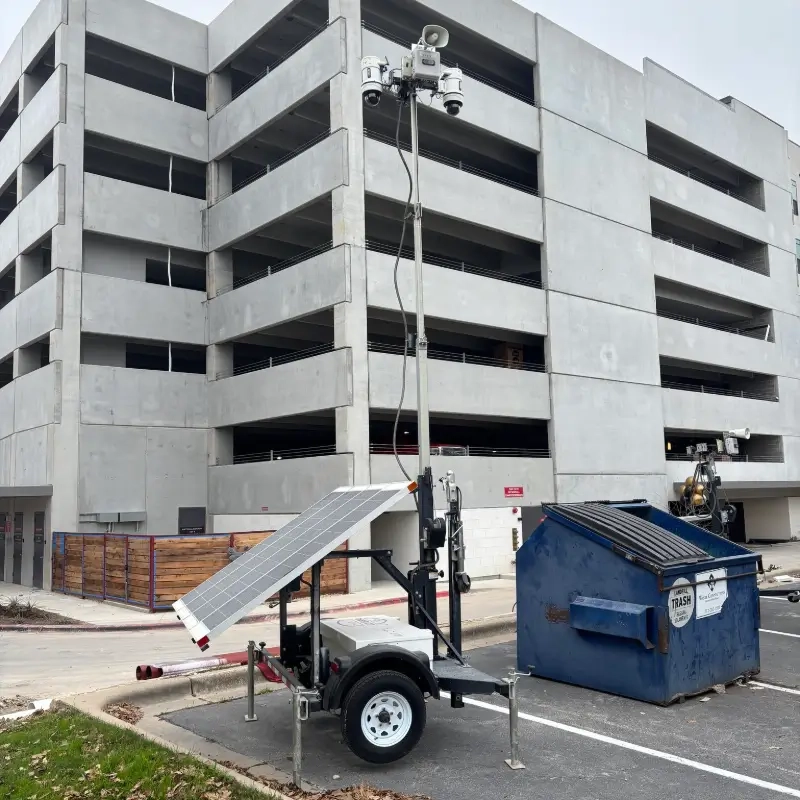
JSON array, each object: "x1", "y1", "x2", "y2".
[
  {"x1": 668, "y1": 577, "x2": 694, "y2": 628},
  {"x1": 695, "y1": 568, "x2": 728, "y2": 619}
]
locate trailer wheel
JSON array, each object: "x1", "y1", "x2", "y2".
[{"x1": 341, "y1": 670, "x2": 426, "y2": 763}]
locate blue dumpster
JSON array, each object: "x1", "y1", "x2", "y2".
[{"x1": 516, "y1": 501, "x2": 762, "y2": 704}]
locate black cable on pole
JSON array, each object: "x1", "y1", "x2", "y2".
[{"x1": 391, "y1": 93, "x2": 414, "y2": 483}]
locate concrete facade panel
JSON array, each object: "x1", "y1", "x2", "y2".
[
  {"x1": 366, "y1": 250, "x2": 547, "y2": 336},
  {"x1": 22, "y1": 0, "x2": 66, "y2": 70},
  {"x1": 208, "y1": 454, "x2": 355, "y2": 515},
  {"x1": 208, "y1": 246, "x2": 350, "y2": 342},
  {"x1": 145, "y1": 427, "x2": 208, "y2": 533},
  {"x1": 665, "y1": 451, "x2": 800, "y2": 493},
  {"x1": 0, "y1": 119, "x2": 21, "y2": 194},
  {"x1": 370, "y1": 455, "x2": 555, "y2": 510},
  {"x1": 548, "y1": 292, "x2": 661, "y2": 385},
  {"x1": 20, "y1": 64, "x2": 66, "y2": 160},
  {"x1": 0, "y1": 382, "x2": 14, "y2": 440},
  {"x1": 365, "y1": 138, "x2": 543, "y2": 242},
  {"x1": 208, "y1": 348, "x2": 352, "y2": 427},
  {"x1": 544, "y1": 200, "x2": 655, "y2": 312},
  {"x1": 550, "y1": 374, "x2": 665, "y2": 474},
  {"x1": 16, "y1": 268, "x2": 61, "y2": 348},
  {"x1": 18, "y1": 165, "x2": 64, "y2": 254},
  {"x1": 0, "y1": 434, "x2": 13, "y2": 485},
  {"x1": 657, "y1": 315, "x2": 780, "y2": 376},
  {"x1": 85, "y1": 75, "x2": 208, "y2": 162},
  {"x1": 362, "y1": 30, "x2": 539, "y2": 151},
  {"x1": 80, "y1": 365, "x2": 208, "y2": 428},
  {"x1": 208, "y1": 0, "x2": 299, "y2": 72},
  {"x1": 81, "y1": 273, "x2": 206, "y2": 344},
  {"x1": 85, "y1": 0, "x2": 208, "y2": 73},
  {"x1": 207, "y1": 130, "x2": 348, "y2": 251},
  {"x1": 14, "y1": 425, "x2": 51, "y2": 487},
  {"x1": 14, "y1": 362, "x2": 60, "y2": 432},
  {"x1": 83, "y1": 173, "x2": 205, "y2": 251},
  {"x1": 368, "y1": 352, "x2": 551, "y2": 419},
  {"x1": 536, "y1": 16, "x2": 646, "y2": 153},
  {"x1": 644, "y1": 60, "x2": 788, "y2": 188},
  {"x1": 210, "y1": 20, "x2": 345, "y2": 159},
  {"x1": 0, "y1": 33, "x2": 22, "y2": 113},
  {"x1": 556, "y1": 473, "x2": 668, "y2": 508},
  {"x1": 0, "y1": 208, "x2": 20, "y2": 274},
  {"x1": 540, "y1": 110, "x2": 650, "y2": 231},
  {"x1": 78, "y1": 423, "x2": 146, "y2": 514},
  {"x1": 0, "y1": 296, "x2": 18, "y2": 362}
]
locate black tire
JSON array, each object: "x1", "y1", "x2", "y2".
[{"x1": 340, "y1": 669, "x2": 426, "y2": 764}]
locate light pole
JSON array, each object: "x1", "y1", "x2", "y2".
[{"x1": 361, "y1": 27, "x2": 464, "y2": 645}]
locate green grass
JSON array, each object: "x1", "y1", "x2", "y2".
[{"x1": 0, "y1": 708, "x2": 275, "y2": 800}]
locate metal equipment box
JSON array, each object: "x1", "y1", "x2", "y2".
[
  {"x1": 516, "y1": 501, "x2": 762, "y2": 704},
  {"x1": 320, "y1": 616, "x2": 434, "y2": 664}
]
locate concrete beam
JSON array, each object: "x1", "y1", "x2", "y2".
[
  {"x1": 20, "y1": 63, "x2": 66, "y2": 161},
  {"x1": 17, "y1": 165, "x2": 65, "y2": 254},
  {"x1": 14, "y1": 361, "x2": 60, "y2": 432}
]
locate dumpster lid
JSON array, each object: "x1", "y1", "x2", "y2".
[{"x1": 545, "y1": 503, "x2": 713, "y2": 568}]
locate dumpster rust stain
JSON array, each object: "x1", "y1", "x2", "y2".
[{"x1": 545, "y1": 604, "x2": 569, "y2": 623}]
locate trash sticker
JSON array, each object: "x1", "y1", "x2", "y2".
[
  {"x1": 668, "y1": 577, "x2": 694, "y2": 628},
  {"x1": 696, "y1": 568, "x2": 728, "y2": 618}
]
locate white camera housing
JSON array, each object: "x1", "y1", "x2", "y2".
[
  {"x1": 361, "y1": 55, "x2": 387, "y2": 107},
  {"x1": 441, "y1": 67, "x2": 463, "y2": 116}
]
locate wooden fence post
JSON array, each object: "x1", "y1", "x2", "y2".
[{"x1": 149, "y1": 536, "x2": 155, "y2": 612}]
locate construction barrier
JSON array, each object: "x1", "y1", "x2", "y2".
[{"x1": 51, "y1": 532, "x2": 348, "y2": 611}]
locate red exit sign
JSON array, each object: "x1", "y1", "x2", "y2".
[{"x1": 504, "y1": 486, "x2": 524, "y2": 498}]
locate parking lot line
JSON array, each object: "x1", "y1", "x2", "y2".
[
  {"x1": 760, "y1": 628, "x2": 800, "y2": 639},
  {"x1": 443, "y1": 692, "x2": 800, "y2": 797},
  {"x1": 751, "y1": 681, "x2": 800, "y2": 696}
]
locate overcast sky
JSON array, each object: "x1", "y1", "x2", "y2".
[{"x1": 2, "y1": 0, "x2": 799, "y2": 141}]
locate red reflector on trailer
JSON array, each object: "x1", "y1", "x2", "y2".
[
  {"x1": 330, "y1": 660, "x2": 340, "y2": 674},
  {"x1": 197, "y1": 635, "x2": 209, "y2": 649}
]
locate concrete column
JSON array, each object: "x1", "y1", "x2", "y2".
[
  {"x1": 207, "y1": 343, "x2": 234, "y2": 466},
  {"x1": 207, "y1": 68, "x2": 232, "y2": 114},
  {"x1": 206, "y1": 248, "x2": 233, "y2": 297},
  {"x1": 18, "y1": 73, "x2": 44, "y2": 110},
  {"x1": 15, "y1": 249, "x2": 45, "y2": 294},
  {"x1": 329, "y1": 0, "x2": 371, "y2": 592},
  {"x1": 47, "y1": 4, "x2": 87, "y2": 567},
  {"x1": 16, "y1": 162, "x2": 45, "y2": 201},
  {"x1": 81, "y1": 335, "x2": 126, "y2": 367}
]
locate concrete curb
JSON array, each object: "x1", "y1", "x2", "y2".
[{"x1": 1, "y1": 589, "x2": 451, "y2": 633}]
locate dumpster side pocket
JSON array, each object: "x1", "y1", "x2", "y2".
[{"x1": 569, "y1": 596, "x2": 655, "y2": 650}]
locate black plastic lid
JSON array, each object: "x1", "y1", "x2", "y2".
[{"x1": 546, "y1": 503, "x2": 712, "y2": 568}]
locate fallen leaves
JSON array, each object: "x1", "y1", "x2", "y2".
[{"x1": 103, "y1": 702, "x2": 144, "y2": 726}]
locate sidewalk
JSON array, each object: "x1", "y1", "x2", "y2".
[
  {"x1": 751, "y1": 540, "x2": 800, "y2": 588},
  {"x1": 0, "y1": 577, "x2": 515, "y2": 631}
]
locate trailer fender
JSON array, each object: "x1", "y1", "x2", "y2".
[{"x1": 323, "y1": 644, "x2": 439, "y2": 711}]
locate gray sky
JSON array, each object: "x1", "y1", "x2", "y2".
[{"x1": 2, "y1": 0, "x2": 799, "y2": 140}]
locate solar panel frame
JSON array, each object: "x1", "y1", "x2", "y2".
[{"x1": 174, "y1": 482, "x2": 416, "y2": 647}]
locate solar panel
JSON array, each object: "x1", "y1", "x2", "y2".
[{"x1": 174, "y1": 482, "x2": 417, "y2": 649}]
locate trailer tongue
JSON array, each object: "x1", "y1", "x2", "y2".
[{"x1": 173, "y1": 479, "x2": 511, "y2": 769}]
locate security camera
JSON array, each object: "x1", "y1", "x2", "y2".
[
  {"x1": 441, "y1": 68, "x2": 463, "y2": 116},
  {"x1": 361, "y1": 55, "x2": 387, "y2": 108}
]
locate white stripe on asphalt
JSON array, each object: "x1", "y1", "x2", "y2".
[
  {"x1": 751, "y1": 681, "x2": 800, "y2": 696},
  {"x1": 760, "y1": 628, "x2": 800, "y2": 639},
  {"x1": 442, "y1": 692, "x2": 800, "y2": 797}
]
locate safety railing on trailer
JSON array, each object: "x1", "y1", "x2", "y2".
[
  {"x1": 651, "y1": 232, "x2": 768, "y2": 275},
  {"x1": 217, "y1": 241, "x2": 337, "y2": 295},
  {"x1": 369, "y1": 444, "x2": 550, "y2": 458},
  {"x1": 666, "y1": 453, "x2": 784, "y2": 463},
  {"x1": 214, "y1": 342, "x2": 336, "y2": 380},
  {"x1": 647, "y1": 153, "x2": 764, "y2": 210},
  {"x1": 368, "y1": 340, "x2": 546, "y2": 372},
  {"x1": 365, "y1": 239, "x2": 543, "y2": 289},
  {"x1": 361, "y1": 21, "x2": 537, "y2": 107},
  {"x1": 232, "y1": 444, "x2": 338, "y2": 464},
  {"x1": 210, "y1": 128, "x2": 340, "y2": 205},
  {"x1": 214, "y1": 18, "x2": 336, "y2": 113},
  {"x1": 364, "y1": 128, "x2": 540, "y2": 196},
  {"x1": 656, "y1": 308, "x2": 772, "y2": 340},
  {"x1": 661, "y1": 380, "x2": 778, "y2": 402}
]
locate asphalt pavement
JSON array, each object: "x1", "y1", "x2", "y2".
[{"x1": 164, "y1": 599, "x2": 800, "y2": 800}]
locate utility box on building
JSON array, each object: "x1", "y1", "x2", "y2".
[{"x1": 516, "y1": 501, "x2": 762, "y2": 704}]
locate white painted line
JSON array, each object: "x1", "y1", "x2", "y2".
[
  {"x1": 443, "y1": 692, "x2": 800, "y2": 797},
  {"x1": 751, "y1": 681, "x2": 800, "y2": 696},
  {"x1": 761, "y1": 628, "x2": 800, "y2": 639}
]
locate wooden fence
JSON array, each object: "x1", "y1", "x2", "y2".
[{"x1": 52, "y1": 532, "x2": 348, "y2": 611}]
